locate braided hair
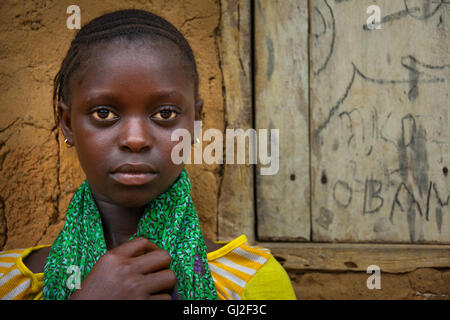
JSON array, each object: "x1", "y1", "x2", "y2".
[{"x1": 53, "y1": 9, "x2": 199, "y2": 126}]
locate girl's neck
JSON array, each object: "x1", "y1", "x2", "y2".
[{"x1": 93, "y1": 196, "x2": 145, "y2": 250}]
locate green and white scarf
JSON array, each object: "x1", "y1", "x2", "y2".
[{"x1": 43, "y1": 168, "x2": 217, "y2": 300}]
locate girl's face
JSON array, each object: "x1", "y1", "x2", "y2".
[{"x1": 60, "y1": 40, "x2": 201, "y2": 208}]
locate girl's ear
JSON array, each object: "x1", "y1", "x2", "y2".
[
  {"x1": 58, "y1": 101, "x2": 74, "y2": 146},
  {"x1": 194, "y1": 99, "x2": 204, "y2": 121}
]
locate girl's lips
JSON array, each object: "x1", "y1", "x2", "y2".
[
  {"x1": 110, "y1": 163, "x2": 158, "y2": 186},
  {"x1": 110, "y1": 172, "x2": 158, "y2": 186}
]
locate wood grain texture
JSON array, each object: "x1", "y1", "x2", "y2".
[
  {"x1": 254, "y1": 0, "x2": 311, "y2": 241},
  {"x1": 310, "y1": 0, "x2": 450, "y2": 243},
  {"x1": 264, "y1": 242, "x2": 450, "y2": 273},
  {"x1": 217, "y1": 0, "x2": 255, "y2": 242}
]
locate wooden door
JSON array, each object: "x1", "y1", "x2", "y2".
[{"x1": 219, "y1": 0, "x2": 449, "y2": 245}]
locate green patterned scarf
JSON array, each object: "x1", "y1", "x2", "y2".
[{"x1": 43, "y1": 168, "x2": 217, "y2": 300}]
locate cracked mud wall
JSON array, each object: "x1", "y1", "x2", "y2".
[{"x1": 0, "y1": 0, "x2": 223, "y2": 249}]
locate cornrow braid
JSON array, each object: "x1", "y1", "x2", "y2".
[{"x1": 53, "y1": 9, "x2": 199, "y2": 126}]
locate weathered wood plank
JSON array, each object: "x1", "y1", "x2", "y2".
[
  {"x1": 310, "y1": 0, "x2": 450, "y2": 242},
  {"x1": 263, "y1": 242, "x2": 450, "y2": 273},
  {"x1": 254, "y1": 0, "x2": 310, "y2": 241},
  {"x1": 217, "y1": 0, "x2": 255, "y2": 242}
]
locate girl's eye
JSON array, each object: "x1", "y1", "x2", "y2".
[
  {"x1": 153, "y1": 108, "x2": 179, "y2": 120},
  {"x1": 92, "y1": 108, "x2": 118, "y2": 121}
]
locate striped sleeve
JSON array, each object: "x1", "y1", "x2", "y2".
[
  {"x1": 0, "y1": 246, "x2": 47, "y2": 300},
  {"x1": 207, "y1": 235, "x2": 272, "y2": 300}
]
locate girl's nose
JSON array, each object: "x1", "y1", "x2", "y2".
[{"x1": 119, "y1": 118, "x2": 152, "y2": 153}]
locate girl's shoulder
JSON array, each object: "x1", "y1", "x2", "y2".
[
  {"x1": 206, "y1": 235, "x2": 295, "y2": 300},
  {"x1": 204, "y1": 238, "x2": 223, "y2": 253},
  {"x1": 22, "y1": 246, "x2": 52, "y2": 274},
  {"x1": 0, "y1": 245, "x2": 50, "y2": 300}
]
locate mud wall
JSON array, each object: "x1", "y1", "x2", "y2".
[{"x1": 0, "y1": 0, "x2": 222, "y2": 249}]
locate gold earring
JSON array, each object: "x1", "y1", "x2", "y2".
[{"x1": 64, "y1": 138, "x2": 72, "y2": 147}]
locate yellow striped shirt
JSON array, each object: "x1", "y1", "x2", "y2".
[
  {"x1": 208, "y1": 235, "x2": 272, "y2": 300},
  {"x1": 0, "y1": 235, "x2": 296, "y2": 300},
  {"x1": 0, "y1": 245, "x2": 48, "y2": 300}
]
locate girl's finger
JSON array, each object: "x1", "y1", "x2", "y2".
[
  {"x1": 109, "y1": 237, "x2": 160, "y2": 257},
  {"x1": 134, "y1": 248, "x2": 172, "y2": 273},
  {"x1": 143, "y1": 269, "x2": 177, "y2": 294}
]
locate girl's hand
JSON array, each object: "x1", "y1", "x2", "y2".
[{"x1": 69, "y1": 237, "x2": 177, "y2": 300}]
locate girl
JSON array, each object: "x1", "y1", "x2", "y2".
[{"x1": 0, "y1": 9, "x2": 296, "y2": 300}]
